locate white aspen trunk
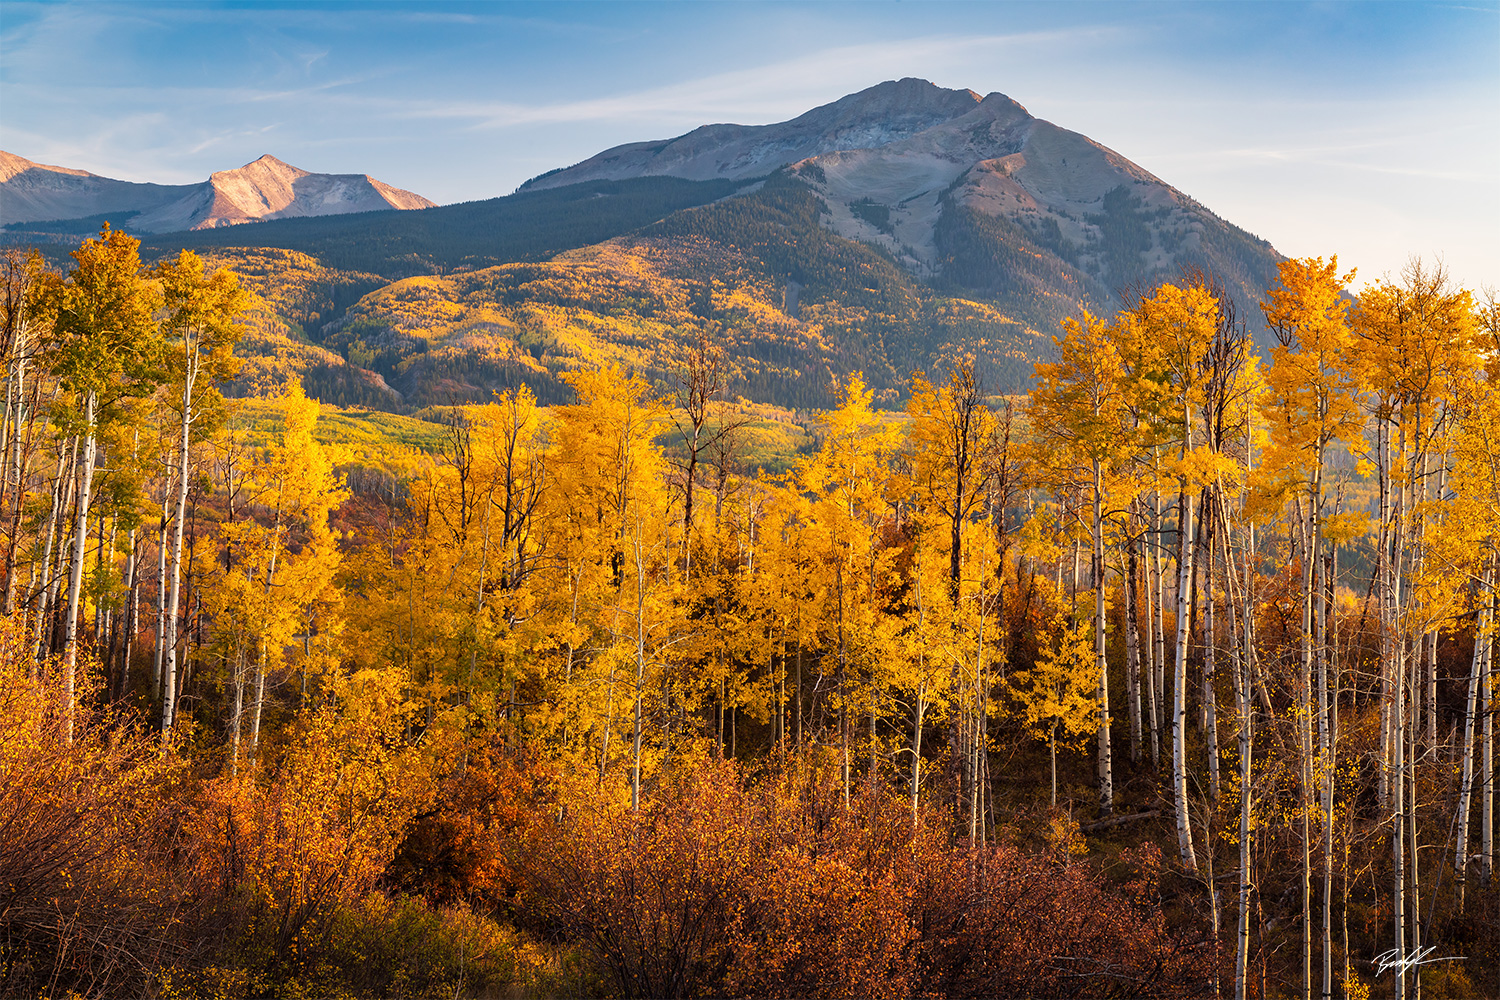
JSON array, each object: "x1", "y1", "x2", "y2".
[
  {"x1": 1154, "y1": 495, "x2": 1169, "y2": 759},
  {"x1": 161, "y1": 372, "x2": 195, "y2": 744},
  {"x1": 1093, "y1": 458, "x2": 1112, "y2": 815},
  {"x1": 1318, "y1": 550, "x2": 1333, "y2": 1000},
  {"x1": 1393, "y1": 631, "x2": 1407, "y2": 1000},
  {"x1": 1203, "y1": 491, "x2": 1221, "y2": 801},
  {"x1": 1, "y1": 350, "x2": 24, "y2": 614},
  {"x1": 911, "y1": 564, "x2": 927, "y2": 824},
  {"x1": 1235, "y1": 393, "x2": 1255, "y2": 1000},
  {"x1": 62, "y1": 394, "x2": 99, "y2": 744},
  {"x1": 1452, "y1": 563, "x2": 1488, "y2": 899},
  {"x1": 119, "y1": 528, "x2": 137, "y2": 698},
  {"x1": 229, "y1": 644, "x2": 245, "y2": 777},
  {"x1": 1378, "y1": 416, "x2": 1394, "y2": 810},
  {"x1": 1482, "y1": 592, "x2": 1494, "y2": 886},
  {"x1": 31, "y1": 443, "x2": 71, "y2": 663},
  {"x1": 1424, "y1": 459, "x2": 1446, "y2": 749},
  {"x1": 631, "y1": 516, "x2": 646, "y2": 814},
  {"x1": 1408, "y1": 636, "x2": 1423, "y2": 1000},
  {"x1": 1126, "y1": 527, "x2": 1142, "y2": 762},
  {"x1": 246, "y1": 507, "x2": 283, "y2": 771},
  {"x1": 1235, "y1": 516, "x2": 1255, "y2": 1000},
  {"x1": 152, "y1": 477, "x2": 169, "y2": 693},
  {"x1": 46, "y1": 459, "x2": 78, "y2": 649},
  {"x1": 1173, "y1": 483, "x2": 1199, "y2": 871},
  {"x1": 1145, "y1": 519, "x2": 1162, "y2": 769},
  {"x1": 248, "y1": 644, "x2": 267, "y2": 766},
  {"x1": 1299, "y1": 499, "x2": 1317, "y2": 1000}
]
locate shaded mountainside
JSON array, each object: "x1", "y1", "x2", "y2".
[
  {"x1": 141, "y1": 176, "x2": 747, "y2": 277},
  {"x1": 231, "y1": 175, "x2": 1047, "y2": 410}
]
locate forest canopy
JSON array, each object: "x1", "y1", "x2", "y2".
[{"x1": 1, "y1": 229, "x2": 1497, "y2": 1000}]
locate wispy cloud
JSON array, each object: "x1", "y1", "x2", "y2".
[{"x1": 374, "y1": 28, "x2": 1123, "y2": 131}]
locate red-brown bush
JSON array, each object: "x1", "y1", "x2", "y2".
[{"x1": 473, "y1": 749, "x2": 1211, "y2": 998}]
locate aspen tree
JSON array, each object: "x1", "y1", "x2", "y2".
[
  {"x1": 1259, "y1": 256, "x2": 1361, "y2": 1000},
  {"x1": 218, "y1": 383, "x2": 347, "y2": 772},
  {"x1": 550, "y1": 366, "x2": 674, "y2": 796},
  {"x1": 1028, "y1": 313, "x2": 1135, "y2": 817},
  {"x1": 908, "y1": 362, "x2": 1002, "y2": 825},
  {"x1": 41, "y1": 226, "x2": 162, "y2": 741},
  {"x1": 1441, "y1": 299, "x2": 1500, "y2": 894},
  {"x1": 0, "y1": 251, "x2": 48, "y2": 614},
  {"x1": 153, "y1": 251, "x2": 244, "y2": 742},
  {"x1": 1353, "y1": 261, "x2": 1479, "y2": 998},
  {"x1": 1010, "y1": 609, "x2": 1096, "y2": 808},
  {"x1": 797, "y1": 374, "x2": 897, "y2": 807},
  {"x1": 1121, "y1": 282, "x2": 1220, "y2": 871}
]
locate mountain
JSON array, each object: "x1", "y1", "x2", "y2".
[
  {"x1": 525, "y1": 79, "x2": 1279, "y2": 306},
  {"x1": 6, "y1": 80, "x2": 1287, "y2": 413},
  {"x1": 0, "y1": 152, "x2": 434, "y2": 234}
]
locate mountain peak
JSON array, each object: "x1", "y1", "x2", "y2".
[
  {"x1": 820, "y1": 77, "x2": 982, "y2": 114},
  {"x1": 1, "y1": 152, "x2": 434, "y2": 233},
  {"x1": 519, "y1": 78, "x2": 1001, "y2": 191}
]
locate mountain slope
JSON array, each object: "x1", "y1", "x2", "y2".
[
  {"x1": 0, "y1": 153, "x2": 434, "y2": 233},
  {"x1": 311, "y1": 173, "x2": 1047, "y2": 409},
  {"x1": 145, "y1": 175, "x2": 745, "y2": 278}
]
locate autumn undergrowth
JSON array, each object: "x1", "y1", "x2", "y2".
[{"x1": 2, "y1": 627, "x2": 1216, "y2": 999}]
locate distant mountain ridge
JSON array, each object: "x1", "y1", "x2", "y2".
[{"x1": 0, "y1": 152, "x2": 434, "y2": 233}]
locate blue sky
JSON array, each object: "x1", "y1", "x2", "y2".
[{"x1": 2, "y1": 1, "x2": 1496, "y2": 291}]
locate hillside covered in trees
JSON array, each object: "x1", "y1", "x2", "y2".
[
  {"x1": 1, "y1": 230, "x2": 1497, "y2": 1000},
  {"x1": 21, "y1": 160, "x2": 1274, "y2": 414}
]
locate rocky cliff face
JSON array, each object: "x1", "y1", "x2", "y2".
[{"x1": 0, "y1": 153, "x2": 435, "y2": 233}]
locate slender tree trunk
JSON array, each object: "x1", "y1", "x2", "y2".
[
  {"x1": 1393, "y1": 631, "x2": 1407, "y2": 1000},
  {"x1": 1482, "y1": 587, "x2": 1494, "y2": 886},
  {"x1": 1050, "y1": 722, "x2": 1058, "y2": 809},
  {"x1": 248, "y1": 644, "x2": 268, "y2": 767},
  {"x1": 1, "y1": 353, "x2": 25, "y2": 614},
  {"x1": 1126, "y1": 528, "x2": 1142, "y2": 762},
  {"x1": 1203, "y1": 490, "x2": 1220, "y2": 801},
  {"x1": 1144, "y1": 522, "x2": 1162, "y2": 770},
  {"x1": 1320, "y1": 549, "x2": 1335, "y2": 1000},
  {"x1": 161, "y1": 381, "x2": 195, "y2": 743},
  {"x1": 229, "y1": 644, "x2": 246, "y2": 777},
  {"x1": 152, "y1": 475, "x2": 170, "y2": 694},
  {"x1": 1154, "y1": 496, "x2": 1169, "y2": 762},
  {"x1": 1408, "y1": 633, "x2": 1423, "y2": 1000},
  {"x1": 1235, "y1": 517, "x2": 1255, "y2": 1000},
  {"x1": 1173, "y1": 484, "x2": 1198, "y2": 871},
  {"x1": 118, "y1": 528, "x2": 137, "y2": 699},
  {"x1": 62, "y1": 395, "x2": 99, "y2": 743},
  {"x1": 1093, "y1": 458, "x2": 1112, "y2": 815},
  {"x1": 631, "y1": 517, "x2": 647, "y2": 814},
  {"x1": 1298, "y1": 471, "x2": 1322, "y2": 1000},
  {"x1": 30, "y1": 442, "x2": 71, "y2": 663}
]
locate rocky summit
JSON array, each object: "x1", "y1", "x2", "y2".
[{"x1": 0, "y1": 152, "x2": 434, "y2": 234}]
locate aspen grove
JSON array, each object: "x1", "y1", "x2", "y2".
[{"x1": 1, "y1": 228, "x2": 1497, "y2": 999}]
